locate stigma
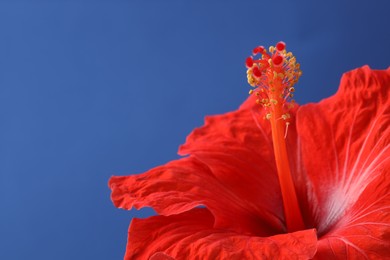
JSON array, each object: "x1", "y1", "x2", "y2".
[{"x1": 246, "y1": 41, "x2": 302, "y2": 123}]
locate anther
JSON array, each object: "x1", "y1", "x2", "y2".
[{"x1": 281, "y1": 113, "x2": 290, "y2": 120}]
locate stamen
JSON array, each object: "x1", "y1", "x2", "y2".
[
  {"x1": 284, "y1": 122, "x2": 290, "y2": 139},
  {"x1": 245, "y1": 41, "x2": 305, "y2": 233}
]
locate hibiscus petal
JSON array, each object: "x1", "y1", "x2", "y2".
[
  {"x1": 110, "y1": 100, "x2": 294, "y2": 235},
  {"x1": 315, "y1": 172, "x2": 390, "y2": 259},
  {"x1": 296, "y1": 66, "x2": 390, "y2": 258},
  {"x1": 178, "y1": 105, "x2": 288, "y2": 232},
  {"x1": 110, "y1": 153, "x2": 281, "y2": 236},
  {"x1": 125, "y1": 208, "x2": 318, "y2": 260}
]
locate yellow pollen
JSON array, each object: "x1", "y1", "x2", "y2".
[{"x1": 281, "y1": 113, "x2": 290, "y2": 120}]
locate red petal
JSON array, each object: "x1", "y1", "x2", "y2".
[
  {"x1": 178, "y1": 106, "x2": 286, "y2": 234},
  {"x1": 296, "y1": 66, "x2": 390, "y2": 258},
  {"x1": 110, "y1": 155, "x2": 281, "y2": 236},
  {"x1": 110, "y1": 100, "x2": 290, "y2": 236},
  {"x1": 315, "y1": 173, "x2": 390, "y2": 259},
  {"x1": 125, "y1": 208, "x2": 318, "y2": 260}
]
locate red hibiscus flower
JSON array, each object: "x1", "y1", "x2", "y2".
[{"x1": 109, "y1": 42, "x2": 390, "y2": 259}]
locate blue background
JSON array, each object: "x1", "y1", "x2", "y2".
[{"x1": 1, "y1": 1, "x2": 389, "y2": 259}]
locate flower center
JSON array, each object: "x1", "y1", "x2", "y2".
[{"x1": 246, "y1": 42, "x2": 305, "y2": 232}]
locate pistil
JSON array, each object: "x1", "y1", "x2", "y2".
[
  {"x1": 269, "y1": 93, "x2": 305, "y2": 232},
  {"x1": 246, "y1": 42, "x2": 305, "y2": 232}
]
